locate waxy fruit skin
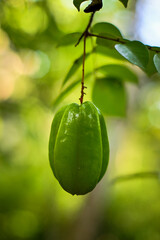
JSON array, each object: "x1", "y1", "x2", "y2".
[{"x1": 49, "y1": 101, "x2": 109, "y2": 195}]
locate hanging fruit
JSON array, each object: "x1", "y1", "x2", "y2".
[{"x1": 49, "y1": 101, "x2": 109, "y2": 195}]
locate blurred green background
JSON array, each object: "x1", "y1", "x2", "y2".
[{"x1": 1, "y1": 0, "x2": 160, "y2": 240}]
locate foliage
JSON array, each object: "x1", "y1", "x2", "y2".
[
  {"x1": 56, "y1": 12, "x2": 160, "y2": 116},
  {"x1": 1, "y1": 0, "x2": 160, "y2": 240}
]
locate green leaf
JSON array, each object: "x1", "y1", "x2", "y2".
[
  {"x1": 144, "y1": 50, "x2": 158, "y2": 76},
  {"x1": 119, "y1": 0, "x2": 128, "y2": 7},
  {"x1": 62, "y1": 53, "x2": 90, "y2": 87},
  {"x1": 115, "y1": 41, "x2": 149, "y2": 69},
  {"x1": 92, "y1": 22, "x2": 123, "y2": 48},
  {"x1": 92, "y1": 22, "x2": 122, "y2": 38},
  {"x1": 96, "y1": 34, "x2": 122, "y2": 48},
  {"x1": 95, "y1": 45, "x2": 125, "y2": 60},
  {"x1": 53, "y1": 80, "x2": 80, "y2": 107},
  {"x1": 153, "y1": 53, "x2": 160, "y2": 73},
  {"x1": 96, "y1": 64, "x2": 138, "y2": 84},
  {"x1": 73, "y1": 0, "x2": 88, "y2": 11},
  {"x1": 57, "y1": 33, "x2": 82, "y2": 47},
  {"x1": 92, "y1": 77, "x2": 127, "y2": 116},
  {"x1": 54, "y1": 72, "x2": 92, "y2": 107}
]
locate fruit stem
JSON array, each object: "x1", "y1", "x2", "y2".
[
  {"x1": 79, "y1": 34, "x2": 87, "y2": 104},
  {"x1": 78, "y1": 12, "x2": 95, "y2": 104}
]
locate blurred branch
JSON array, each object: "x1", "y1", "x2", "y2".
[
  {"x1": 111, "y1": 171, "x2": 160, "y2": 185},
  {"x1": 88, "y1": 32, "x2": 160, "y2": 53}
]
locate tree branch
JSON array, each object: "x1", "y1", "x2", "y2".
[
  {"x1": 110, "y1": 171, "x2": 160, "y2": 185},
  {"x1": 75, "y1": 12, "x2": 160, "y2": 53},
  {"x1": 88, "y1": 32, "x2": 126, "y2": 44},
  {"x1": 75, "y1": 12, "x2": 95, "y2": 47},
  {"x1": 88, "y1": 32, "x2": 160, "y2": 53}
]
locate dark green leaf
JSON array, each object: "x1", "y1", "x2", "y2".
[
  {"x1": 96, "y1": 64, "x2": 138, "y2": 84},
  {"x1": 73, "y1": 0, "x2": 88, "y2": 11},
  {"x1": 115, "y1": 41, "x2": 149, "y2": 69},
  {"x1": 92, "y1": 22, "x2": 122, "y2": 37},
  {"x1": 53, "y1": 80, "x2": 80, "y2": 107},
  {"x1": 96, "y1": 34, "x2": 122, "y2": 48},
  {"x1": 153, "y1": 53, "x2": 160, "y2": 73},
  {"x1": 95, "y1": 45, "x2": 126, "y2": 60},
  {"x1": 144, "y1": 50, "x2": 158, "y2": 76},
  {"x1": 92, "y1": 77, "x2": 127, "y2": 116},
  {"x1": 57, "y1": 33, "x2": 82, "y2": 47},
  {"x1": 119, "y1": 0, "x2": 128, "y2": 7},
  {"x1": 54, "y1": 72, "x2": 92, "y2": 107},
  {"x1": 149, "y1": 47, "x2": 160, "y2": 52},
  {"x1": 62, "y1": 53, "x2": 90, "y2": 87},
  {"x1": 92, "y1": 22, "x2": 122, "y2": 48}
]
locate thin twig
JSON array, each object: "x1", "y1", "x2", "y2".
[
  {"x1": 75, "y1": 12, "x2": 96, "y2": 104},
  {"x1": 88, "y1": 32, "x2": 126, "y2": 44},
  {"x1": 88, "y1": 32, "x2": 160, "y2": 53},
  {"x1": 146, "y1": 45, "x2": 160, "y2": 53},
  {"x1": 76, "y1": 12, "x2": 160, "y2": 53},
  {"x1": 86, "y1": 12, "x2": 95, "y2": 32},
  {"x1": 75, "y1": 33, "x2": 85, "y2": 47},
  {"x1": 79, "y1": 35, "x2": 87, "y2": 104},
  {"x1": 110, "y1": 171, "x2": 160, "y2": 185},
  {"x1": 75, "y1": 12, "x2": 95, "y2": 47}
]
